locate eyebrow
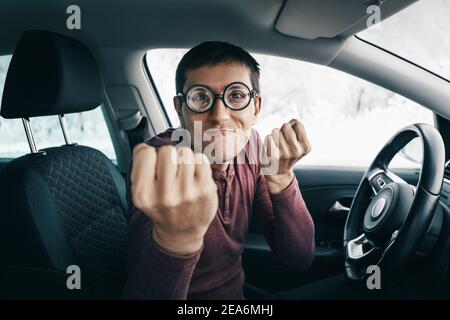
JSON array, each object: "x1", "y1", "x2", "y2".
[{"x1": 184, "y1": 82, "x2": 252, "y2": 93}]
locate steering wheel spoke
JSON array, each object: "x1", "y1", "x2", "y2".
[
  {"x1": 385, "y1": 170, "x2": 417, "y2": 195},
  {"x1": 347, "y1": 233, "x2": 379, "y2": 263},
  {"x1": 345, "y1": 233, "x2": 383, "y2": 280},
  {"x1": 367, "y1": 168, "x2": 415, "y2": 196}
]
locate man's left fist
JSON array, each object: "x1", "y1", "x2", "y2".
[{"x1": 263, "y1": 119, "x2": 311, "y2": 194}]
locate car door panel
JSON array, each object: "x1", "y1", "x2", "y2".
[
  {"x1": 0, "y1": 159, "x2": 9, "y2": 172},
  {"x1": 243, "y1": 165, "x2": 420, "y2": 294}
]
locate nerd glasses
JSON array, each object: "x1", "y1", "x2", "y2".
[{"x1": 177, "y1": 82, "x2": 258, "y2": 113}]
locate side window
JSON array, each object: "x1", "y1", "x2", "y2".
[
  {"x1": 0, "y1": 55, "x2": 116, "y2": 160},
  {"x1": 145, "y1": 50, "x2": 434, "y2": 169},
  {"x1": 146, "y1": 49, "x2": 186, "y2": 128}
]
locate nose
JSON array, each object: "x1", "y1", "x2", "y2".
[{"x1": 209, "y1": 96, "x2": 230, "y2": 123}]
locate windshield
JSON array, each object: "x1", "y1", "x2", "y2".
[{"x1": 359, "y1": 0, "x2": 450, "y2": 80}]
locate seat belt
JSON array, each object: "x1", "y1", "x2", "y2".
[
  {"x1": 125, "y1": 116, "x2": 148, "y2": 151},
  {"x1": 119, "y1": 111, "x2": 148, "y2": 152}
]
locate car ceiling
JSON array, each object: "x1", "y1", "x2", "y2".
[{"x1": 0, "y1": 0, "x2": 417, "y2": 65}]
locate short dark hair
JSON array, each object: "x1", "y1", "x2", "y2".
[{"x1": 175, "y1": 41, "x2": 261, "y2": 94}]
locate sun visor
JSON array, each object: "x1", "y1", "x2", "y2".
[{"x1": 275, "y1": 0, "x2": 388, "y2": 40}]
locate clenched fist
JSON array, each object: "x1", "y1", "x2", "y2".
[
  {"x1": 131, "y1": 144, "x2": 218, "y2": 256},
  {"x1": 263, "y1": 119, "x2": 311, "y2": 194}
]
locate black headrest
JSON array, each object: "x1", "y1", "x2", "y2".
[{"x1": 1, "y1": 30, "x2": 104, "y2": 119}]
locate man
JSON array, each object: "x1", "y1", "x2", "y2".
[{"x1": 122, "y1": 41, "x2": 315, "y2": 299}]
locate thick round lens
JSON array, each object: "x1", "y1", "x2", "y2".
[
  {"x1": 225, "y1": 84, "x2": 250, "y2": 110},
  {"x1": 187, "y1": 86, "x2": 212, "y2": 112}
]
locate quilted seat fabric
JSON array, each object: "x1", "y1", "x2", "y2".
[{"x1": 0, "y1": 145, "x2": 128, "y2": 298}]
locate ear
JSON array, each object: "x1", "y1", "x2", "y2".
[
  {"x1": 253, "y1": 95, "x2": 262, "y2": 123},
  {"x1": 173, "y1": 96, "x2": 182, "y2": 116},
  {"x1": 173, "y1": 96, "x2": 184, "y2": 126}
]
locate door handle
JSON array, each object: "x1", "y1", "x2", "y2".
[
  {"x1": 329, "y1": 200, "x2": 350, "y2": 212},
  {"x1": 327, "y1": 200, "x2": 350, "y2": 219}
]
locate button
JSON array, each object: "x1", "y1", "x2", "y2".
[{"x1": 377, "y1": 177, "x2": 386, "y2": 188}]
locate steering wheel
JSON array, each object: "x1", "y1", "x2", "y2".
[{"x1": 344, "y1": 123, "x2": 445, "y2": 281}]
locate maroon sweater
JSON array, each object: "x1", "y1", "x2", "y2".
[{"x1": 121, "y1": 128, "x2": 315, "y2": 299}]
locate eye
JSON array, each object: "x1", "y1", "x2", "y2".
[
  {"x1": 193, "y1": 93, "x2": 208, "y2": 101},
  {"x1": 187, "y1": 87, "x2": 212, "y2": 108},
  {"x1": 229, "y1": 90, "x2": 246, "y2": 100},
  {"x1": 232, "y1": 92, "x2": 244, "y2": 99}
]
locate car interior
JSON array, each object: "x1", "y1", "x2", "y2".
[{"x1": 0, "y1": 0, "x2": 450, "y2": 299}]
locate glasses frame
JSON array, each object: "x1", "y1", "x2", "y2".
[{"x1": 177, "y1": 81, "x2": 258, "y2": 113}]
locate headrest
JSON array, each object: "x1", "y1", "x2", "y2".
[{"x1": 1, "y1": 30, "x2": 104, "y2": 119}]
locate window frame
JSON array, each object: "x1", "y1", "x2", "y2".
[{"x1": 143, "y1": 54, "x2": 174, "y2": 128}]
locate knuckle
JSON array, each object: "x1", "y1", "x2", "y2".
[
  {"x1": 293, "y1": 121, "x2": 304, "y2": 132},
  {"x1": 159, "y1": 145, "x2": 174, "y2": 152},
  {"x1": 271, "y1": 128, "x2": 280, "y2": 137},
  {"x1": 132, "y1": 189, "x2": 153, "y2": 212},
  {"x1": 183, "y1": 193, "x2": 196, "y2": 204},
  {"x1": 162, "y1": 146, "x2": 179, "y2": 164},
  {"x1": 159, "y1": 194, "x2": 177, "y2": 209},
  {"x1": 280, "y1": 125, "x2": 289, "y2": 135},
  {"x1": 158, "y1": 145, "x2": 175, "y2": 157},
  {"x1": 132, "y1": 143, "x2": 149, "y2": 157},
  {"x1": 281, "y1": 122, "x2": 292, "y2": 130},
  {"x1": 294, "y1": 149, "x2": 303, "y2": 158},
  {"x1": 182, "y1": 187, "x2": 198, "y2": 202},
  {"x1": 136, "y1": 144, "x2": 155, "y2": 160}
]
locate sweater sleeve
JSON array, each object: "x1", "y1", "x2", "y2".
[{"x1": 253, "y1": 173, "x2": 315, "y2": 271}]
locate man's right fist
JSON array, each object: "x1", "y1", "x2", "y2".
[{"x1": 131, "y1": 144, "x2": 218, "y2": 256}]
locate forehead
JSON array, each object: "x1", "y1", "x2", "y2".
[{"x1": 184, "y1": 62, "x2": 252, "y2": 92}]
